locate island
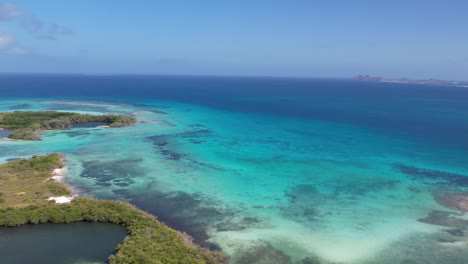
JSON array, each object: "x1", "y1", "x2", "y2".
[
  {"x1": 351, "y1": 74, "x2": 383, "y2": 82},
  {"x1": 0, "y1": 111, "x2": 137, "y2": 140},
  {"x1": 0, "y1": 154, "x2": 226, "y2": 264},
  {"x1": 352, "y1": 74, "x2": 467, "y2": 85}
]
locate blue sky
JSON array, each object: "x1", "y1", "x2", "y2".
[{"x1": 0, "y1": 1, "x2": 467, "y2": 79}]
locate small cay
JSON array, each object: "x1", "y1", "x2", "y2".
[{"x1": 0, "y1": 111, "x2": 137, "y2": 140}]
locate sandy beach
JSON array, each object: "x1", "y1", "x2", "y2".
[
  {"x1": 48, "y1": 159, "x2": 76, "y2": 204},
  {"x1": 47, "y1": 196, "x2": 74, "y2": 204},
  {"x1": 51, "y1": 167, "x2": 66, "y2": 182}
]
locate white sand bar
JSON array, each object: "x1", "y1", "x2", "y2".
[{"x1": 48, "y1": 196, "x2": 74, "y2": 204}]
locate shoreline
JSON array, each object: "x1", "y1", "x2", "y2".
[
  {"x1": 47, "y1": 157, "x2": 77, "y2": 204},
  {"x1": 0, "y1": 153, "x2": 226, "y2": 263}
]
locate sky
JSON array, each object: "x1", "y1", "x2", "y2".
[{"x1": 0, "y1": 0, "x2": 467, "y2": 80}]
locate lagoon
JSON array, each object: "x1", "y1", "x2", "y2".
[{"x1": 0, "y1": 222, "x2": 126, "y2": 264}]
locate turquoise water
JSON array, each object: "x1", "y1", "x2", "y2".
[
  {"x1": 1, "y1": 76, "x2": 468, "y2": 263},
  {"x1": 0, "y1": 222, "x2": 126, "y2": 264}
]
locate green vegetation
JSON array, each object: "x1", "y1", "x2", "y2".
[
  {"x1": 0, "y1": 154, "x2": 226, "y2": 263},
  {"x1": 0, "y1": 198, "x2": 225, "y2": 264},
  {"x1": 0, "y1": 154, "x2": 69, "y2": 207},
  {"x1": 8, "y1": 129, "x2": 41, "y2": 141},
  {"x1": 0, "y1": 111, "x2": 137, "y2": 140}
]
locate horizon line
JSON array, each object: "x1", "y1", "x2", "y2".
[{"x1": 0, "y1": 72, "x2": 466, "y2": 83}]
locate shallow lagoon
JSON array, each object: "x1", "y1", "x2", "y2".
[
  {"x1": 0, "y1": 76, "x2": 467, "y2": 263},
  {"x1": 0, "y1": 222, "x2": 126, "y2": 264}
]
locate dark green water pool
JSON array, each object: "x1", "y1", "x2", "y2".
[
  {"x1": 0, "y1": 129, "x2": 11, "y2": 138},
  {"x1": 0, "y1": 222, "x2": 127, "y2": 264}
]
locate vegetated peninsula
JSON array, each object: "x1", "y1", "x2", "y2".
[
  {"x1": 352, "y1": 74, "x2": 467, "y2": 85},
  {"x1": 0, "y1": 154, "x2": 226, "y2": 264},
  {"x1": 0, "y1": 111, "x2": 136, "y2": 140}
]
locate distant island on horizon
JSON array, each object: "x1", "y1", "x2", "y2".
[{"x1": 352, "y1": 74, "x2": 468, "y2": 86}]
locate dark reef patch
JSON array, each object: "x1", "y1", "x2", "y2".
[
  {"x1": 160, "y1": 149, "x2": 186, "y2": 160},
  {"x1": 408, "y1": 186, "x2": 421, "y2": 193},
  {"x1": 112, "y1": 177, "x2": 135, "y2": 187},
  {"x1": 445, "y1": 228, "x2": 465, "y2": 237},
  {"x1": 434, "y1": 192, "x2": 468, "y2": 212},
  {"x1": 332, "y1": 179, "x2": 399, "y2": 198},
  {"x1": 175, "y1": 129, "x2": 212, "y2": 138},
  {"x1": 189, "y1": 123, "x2": 206, "y2": 128},
  {"x1": 285, "y1": 184, "x2": 321, "y2": 202},
  {"x1": 150, "y1": 136, "x2": 168, "y2": 147},
  {"x1": 159, "y1": 120, "x2": 176, "y2": 127},
  {"x1": 282, "y1": 180, "x2": 401, "y2": 226},
  {"x1": 394, "y1": 164, "x2": 468, "y2": 187},
  {"x1": 62, "y1": 130, "x2": 92, "y2": 138},
  {"x1": 188, "y1": 139, "x2": 205, "y2": 144},
  {"x1": 147, "y1": 109, "x2": 169, "y2": 114},
  {"x1": 147, "y1": 129, "x2": 213, "y2": 161},
  {"x1": 186, "y1": 158, "x2": 229, "y2": 171},
  {"x1": 215, "y1": 216, "x2": 263, "y2": 232},
  {"x1": 418, "y1": 210, "x2": 468, "y2": 228},
  {"x1": 282, "y1": 184, "x2": 323, "y2": 224},
  {"x1": 9, "y1": 104, "x2": 31, "y2": 110},
  {"x1": 367, "y1": 231, "x2": 468, "y2": 264},
  {"x1": 129, "y1": 190, "x2": 239, "y2": 250},
  {"x1": 80, "y1": 158, "x2": 144, "y2": 187},
  {"x1": 297, "y1": 256, "x2": 322, "y2": 264},
  {"x1": 111, "y1": 189, "x2": 132, "y2": 197},
  {"x1": 231, "y1": 243, "x2": 292, "y2": 264}
]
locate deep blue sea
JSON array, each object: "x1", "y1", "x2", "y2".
[{"x1": 1, "y1": 74, "x2": 468, "y2": 264}]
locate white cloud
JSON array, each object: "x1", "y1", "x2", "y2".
[
  {"x1": 0, "y1": 28, "x2": 27, "y2": 55},
  {"x1": 0, "y1": 28, "x2": 14, "y2": 46},
  {"x1": 7, "y1": 46, "x2": 27, "y2": 55},
  {"x1": 0, "y1": 2, "x2": 23, "y2": 21},
  {"x1": 0, "y1": 2, "x2": 73, "y2": 40}
]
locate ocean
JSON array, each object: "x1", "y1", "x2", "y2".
[{"x1": 1, "y1": 74, "x2": 467, "y2": 264}]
